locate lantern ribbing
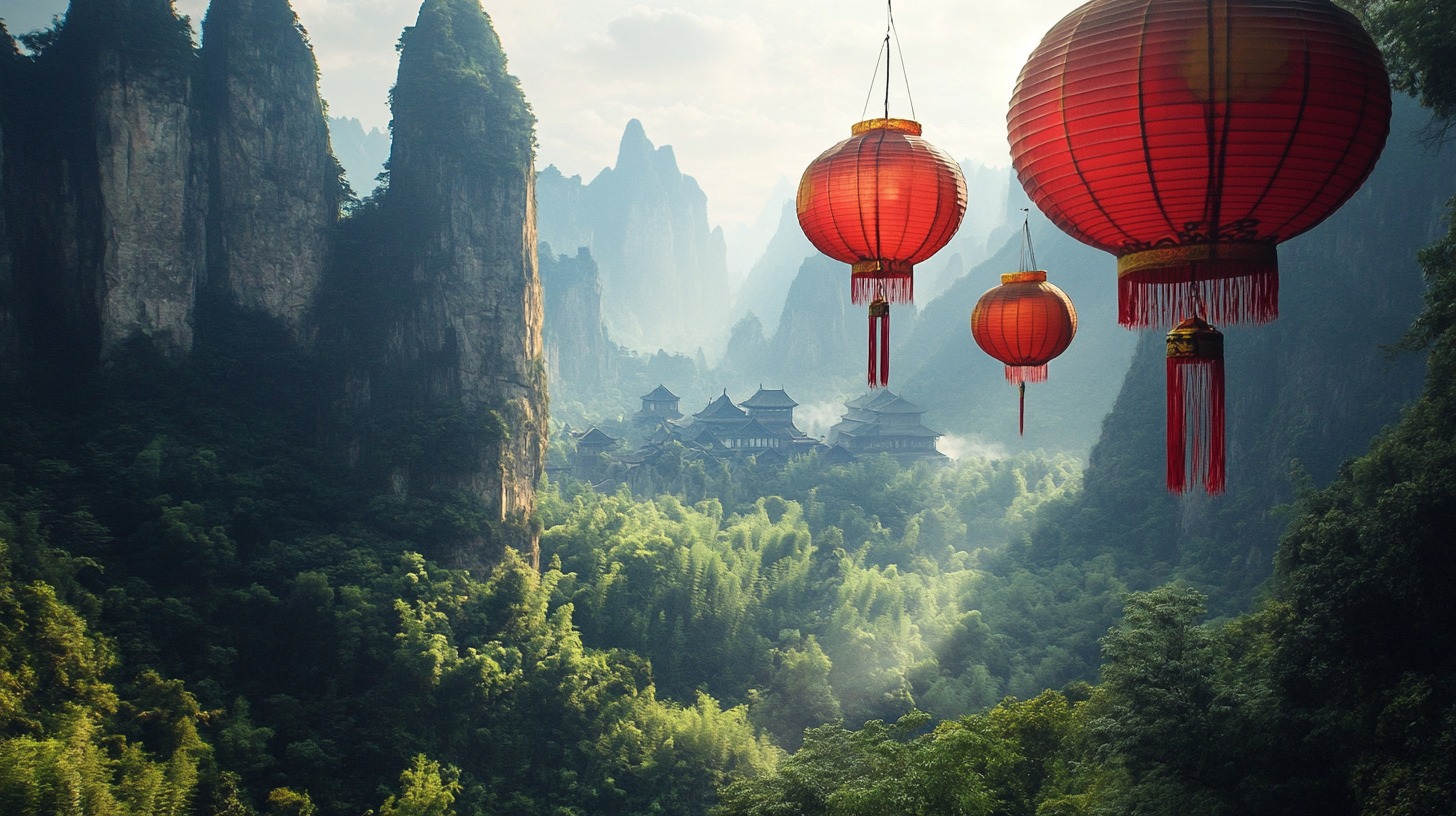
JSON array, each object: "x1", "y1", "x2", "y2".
[{"x1": 1008, "y1": 0, "x2": 1391, "y2": 328}]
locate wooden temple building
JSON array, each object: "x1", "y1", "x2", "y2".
[
  {"x1": 572, "y1": 386, "x2": 947, "y2": 486},
  {"x1": 827, "y1": 390, "x2": 948, "y2": 465}
]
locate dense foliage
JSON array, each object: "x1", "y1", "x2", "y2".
[{"x1": 0, "y1": 342, "x2": 783, "y2": 815}]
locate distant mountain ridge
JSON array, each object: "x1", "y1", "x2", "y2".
[
  {"x1": 536, "y1": 120, "x2": 730, "y2": 356},
  {"x1": 328, "y1": 115, "x2": 389, "y2": 195}
]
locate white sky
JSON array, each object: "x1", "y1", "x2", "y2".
[{"x1": 4, "y1": 0, "x2": 1086, "y2": 226}]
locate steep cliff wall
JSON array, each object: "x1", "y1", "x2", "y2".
[
  {"x1": 0, "y1": 35, "x2": 14, "y2": 380},
  {"x1": 1, "y1": 0, "x2": 203, "y2": 369},
  {"x1": 82, "y1": 0, "x2": 205, "y2": 359},
  {"x1": 199, "y1": 0, "x2": 341, "y2": 343},
  {"x1": 325, "y1": 0, "x2": 545, "y2": 561},
  {"x1": 540, "y1": 243, "x2": 613, "y2": 399}
]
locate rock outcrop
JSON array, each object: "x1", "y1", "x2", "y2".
[
  {"x1": 2, "y1": 0, "x2": 546, "y2": 563},
  {"x1": 1, "y1": 0, "x2": 205, "y2": 367},
  {"x1": 79, "y1": 0, "x2": 206, "y2": 359},
  {"x1": 199, "y1": 0, "x2": 340, "y2": 343},
  {"x1": 325, "y1": 0, "x2": 546, "y2": 560},
  {"x1": 540, "y1": 243, "x2": 613, "y2": 398}
]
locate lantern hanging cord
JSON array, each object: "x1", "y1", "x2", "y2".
[
  {"x1": 860, "y1": 0, "x2": 918, "y2": 122},
  {"x1": 1019, "y1": 209, "x2": 1037, "y2": 272}
]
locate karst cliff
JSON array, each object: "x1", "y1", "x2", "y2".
[{"x1": 0, "y1": 0, "x2": 545, "y2": 560}]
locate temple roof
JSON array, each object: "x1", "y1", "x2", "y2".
[
  {"x1": 844, "y1": 390, "x2": 924, "y2": 414},
  {"x1": 694, "y1": 392, "x2": 748, "y2": 421},
  {"x1": 642, "y1": 384, "x2": 679, "y2": 402},
  {"x1": 717, "y1": 418, "x2": 779, "y2": 439},
  {"x1": 576, "y1": 427, "x2": 618, "y2": 446},
  {"x1": 845, "y1": 422, "x2": 942, "y2": 438},
  {"x1": 874, "y1": 395, "x2": 926, "y2": 415},
  {"x1": 741, "y1": 387, "x2": 798, "y2": 409}
]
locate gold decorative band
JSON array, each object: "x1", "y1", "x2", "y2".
[
  {"x1": 851, "y1": 118, "x2": 923, "y2": 136},
  {"x1": 1000, "y1": 271, "x2": 1047, "y2": 284},
  {"x1": 1118, "y1": 242, "x2": 1276, "y2": 277},
  {"x1": 852, "y1": 259, "x2": 914, "y2": 276}
]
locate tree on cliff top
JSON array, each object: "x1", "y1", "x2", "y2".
[{"x1": 389, "y1": 0, "x2": 534, "y2": 171}]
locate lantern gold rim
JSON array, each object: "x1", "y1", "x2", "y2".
[
  {"x1": 1117, "y1": 243, "x2": 1276, "y2": 279},
  {"x1": 1000, "y1": 271, "x2": 1048, "y2": 284},
  {"x1": 851, "y1": 118, "x2": 923, "y2": 136},
  {"x1": 852, "y1": 259, "x2": 915, "y2": 276}
]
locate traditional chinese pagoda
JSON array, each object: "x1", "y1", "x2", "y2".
[
  {"x1": 828, "y1": 390, "x2": 947, "y2": 464},
  {"x1": 634, "y1": 384, "x2": 682, "y2": 426},
  {"x1": 572, "y1": 426, "x2": 618, "y2": 480},
  {"x1": 669, "y1": 388, "x2": 814, "y2": 457}
]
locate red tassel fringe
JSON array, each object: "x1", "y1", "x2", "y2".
[
  {"x1": 868, "y1": 307, "x2": 891, "y2": 388},
  {"x1": 1120, "y1": 268, "x2": 1277, "y2": 328},
  {"x1": 1166, "y1": 356, "x2": 1226, "y2": 495},
  {"x1": 852, "y1": 272, "x2": 914, "y2": 305},
  {"x1": 1004, "y1": 364, "x2": 1049, "y2": 385}
]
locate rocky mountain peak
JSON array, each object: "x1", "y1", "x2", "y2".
[
  {"x1": 327, "y1": 0, "x2": 546, "y2": 561},
  {"x1": 200, "y1": 0, "x2": 341, "y2": 344}
]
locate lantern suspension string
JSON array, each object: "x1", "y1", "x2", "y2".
[
  {"x1": 1019, "y1": 209, "x2": 1037, "y2": 272},
  {"x1": 884, "y1": 25, "x2": 891, "y2": 120},
  {"x1": 860, "y1": 32, "x2": 888, "y2": 121},
  {"x1": 859, "y1": 0, "x2": 917, "y2": 122},
  {"x1": 888, "y1": 0, "x2": 917, "y2": 121}
]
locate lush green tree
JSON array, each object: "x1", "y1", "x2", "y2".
[
  {"x1": 751, "y1": 635, "x2": 840, "y2": 750},
  {"x1": 378, "y1": 755, "x2": 462, "y2": 816}
]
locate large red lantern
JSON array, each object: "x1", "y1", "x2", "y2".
[
  {"x1": 798, "y1": 118, "x2": 967, "y2": 386},
  {"x1": 1008, "y1": 0, "x2": 1391, "y2": 329},
  {"x1": 1008, "y1": 0, "x2": 1391, "y2": 494},
  {"x1": 971, "y1": 270, "x2": 1078, "y2": 435}
]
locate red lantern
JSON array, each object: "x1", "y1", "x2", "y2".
[
  {"x1": 1007, "y1": 0, "x2": 1390, "y2": 329},
  {"x1": 1008, "y1": 0, "x2": 1391, "y2": 494},
  {"x1": 971, "y1": 271, "x2": 1078, "y2": 435},
  {"x1": 798, "y1": 118, "x2": 967, "y2": 386}
]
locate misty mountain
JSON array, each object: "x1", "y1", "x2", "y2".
[
  {"x1": 722, "y1": 175, "x2": 794, "y2": 291},
  {"x1": 327, "y1": 114, "x2": 389, "y2": 195},
  {"x1": 913, "y1": 159, "x2": 1016, "y2": 303},
  {"x1": 724, "y1": 158, "x2": 1017, "y2": 364},
  {"x1": 535, "y1": 119, "x2": 731, "y2": 356},
  {"x1": 730, "y1": 201, "x2": 817, "y2": 337}
]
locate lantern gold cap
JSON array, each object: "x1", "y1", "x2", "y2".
[
  {"x1": 852, "y1": 118, "x2": 922, "y2": 136},
  {"x1": 1166, "y1": 316, "x2": 1224, "y2": 359},
  {"x1": 1000, "y1": 271, "x2": 1047, "y2": 284}
]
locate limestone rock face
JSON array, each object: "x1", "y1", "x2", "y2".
[
  {"x1": 540, "y1": 244, "x2": 613, "y2": 397},
  {"x1": 1, "y1": 0, "x2": 204, "y2": 366},
  {"x1": 0, "y1": 67, "x2": 14, "y2": 379},
  {"x1": 335, "y1": 0, "x2": 545, "y2": 557},
  {"x1": 200, "y1": 0, "x2": 340, "y2": 343},
  {"x1": 84, "y1": 0, "x2": 206, "y2": 359}
]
